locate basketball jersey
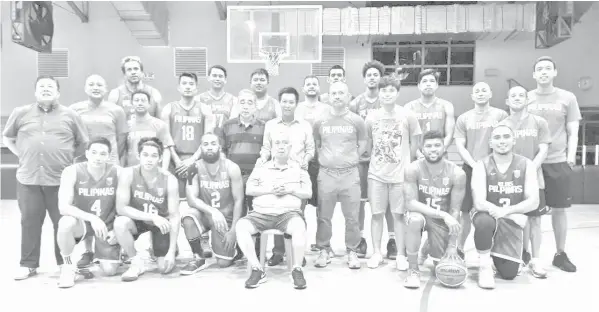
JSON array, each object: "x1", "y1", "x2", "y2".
[
  {"x1": 196, "y1": 159, "x2": 235, "y2": 222},
  {"x1": 169, "y1": 101, "x2": 204, "y2": 155},
  {"x1": 114, "y1": 84, "x2": 159, "y2": 122},
  {"x1": 255, "y1": 96, "x2": 278, "y2": 123},
  {"x1": 130, "y1": 166, "x2": 170, "y2": 218},
  {"x1": 197, "y1": 91, "x2": 235, "y2": 128},
  {"x1": 416, "y1": 159, "x2": 458, "y2": 214},
  {"x1": 350, "y1": 93, "x2": 381, "y2": 120},
  {"x1": 404, "y1": 98, "x2": 448, "y2": 135},
  {"x1": 484, "y1": 154, "x2": 527, "y2": 209},
  {"x1": 73, "y1": 162, "x2": 118, "y2": 226}
]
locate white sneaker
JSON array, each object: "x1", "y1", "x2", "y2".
[
  {"x1": 404, "y1": 269, "x2": 421, "y2": 289},
  {"x1": 529, "y1": 260, "x2": 548, "y2": 279},
  {"x1": 478, "y1": 266, "x2": 496, "y2": 289},
  {"x1": 121, "y1": 257, "x2": 146, "y2": 282},
  {"x1": 14, "y1": 267, "x2": 37, "y2": 281},
  {"x1": 367, "y1": 253, "x2": 384, "y2": 269},
  {"x1": 347, "y1": 251, "x2": 361, "y2": 269},
  {"x1": 396, "y1": 255, "x2": 409, "y2": 271},
  {"x1": 58, "y1": 265, "x2": 77, "y2": 288}
]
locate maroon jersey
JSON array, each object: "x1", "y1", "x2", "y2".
[
  {"x1": 197, "y1": 91, "x2": 235, "y2": 128},
  {"x1": 168, "y1": 101, "x2": 205, "y2": 155},
  {"x1": 196, "y1": 159, "x2": 235, "y2": 223},
  {"x1": 404, "y1": 98, "x2": 449, "y2": 135},
  {"x1": 415, "y1": 159, "x2": 458, "y2": 214},
  {"x1": 350, "y1": 93, "x2": 381, "y2": 120},
  {"x1": 484, "y1": 154, "x2": 527, "y2": 208},
  {"x1": 73, "y1": 162, "x2": 118, "y2": 228},
  {"x1": 129, "y1": 166, "x2": 170, "y2": 218}
]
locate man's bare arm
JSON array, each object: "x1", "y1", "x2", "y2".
[
  {"x1": 532, "y1": 143, "x2": 549, "y2": 170},
  {"x1": 447, "y1": 168, "x2": 467, "y2": 250},
  {"x1": 58, "y1": 166, "x2": 101, "y2": 222},
  {"x1": 166, "y1": 174, "x2": 181, "y2": 254},
  {"x1": 228, "y1": 161, "x2": 245, "y2": 232},
  {"x1": 115, "y1": 168, "x2": 155, "y2": 222},
  {"x1": 443, "y1": 102, "x2": 456, "y2": 148},
  {"x1": 455, "y1": 138, "x2": 476, "y2": 168},
  {"x1": 471, "y1": 161, "x2": 500, "y2": 212},
  {"x1": 566, "y1": 121, "x2": 580, "y2": 165}
]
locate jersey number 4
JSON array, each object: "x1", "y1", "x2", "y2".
[
  {"x1": 90, "y1": 200, "x2": 102, "y2": 216},
  {"x1": 181, "y1": 125, "x2": 195, "y2": 141}
]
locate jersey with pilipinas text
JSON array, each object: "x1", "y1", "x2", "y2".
[
  {"x1": 484, "y1": 154, "x2": 527, "y2": 209},
  {"x1": 197, "y1": 159, "x2": 234, "y2": 223},
  {"x1": 350, "y1": 93, "x2": 381, "y2": 120},
  {"x1": 197, "y1": 92, "x2": 235, "y2": 128},
  {"x1": 73, "y1": 162, "x2": 118, "y2": 227},
  {"x1": 415, "y1": 159, "x2": 459, "y2": 214},
  {"x1": 129, "y1": 166, "x2": 170, "y2": 218},
  {"x1": 168, "y1": 101, "x2": 205, "y2": 155},
  {"x1": 404, "y1": 98, "x2": 448, "y2": 135}
]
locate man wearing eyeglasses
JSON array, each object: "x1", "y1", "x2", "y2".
[{"x1": 108, "y1": 56, "x2": 163, "y2": 123}]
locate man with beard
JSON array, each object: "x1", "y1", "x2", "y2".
[
  {"x1": 349, "y1": 60, "x2": 397, "y2": 260},
  {"x1": 403, "y1": 130, "x2": 466, "y2": 288},
  {"x1": 470, "y1": 125, "x2": 539, "y2": 289},
  {"x1": 500, "y1": 86, "x2": 550, "y2": 278},
  {"x1": 365, "y1": 75, "x2": 421, "y2": 270},
  {"x1": 108, "y1": 56, "x2": 162, "y2": 122},
  {"x1": 180, "y1": 133, "x2": 245, "y2": 273},
  {"x1": 231, "y1": 69, "x2": 281, "y2": 123},
  {"x1": 454, "y1": 82, "x2": 508, "y2": 260},
  {"x1": 319, "y1": 65, "x2": 354, "y2": 103},
  {"x1": 70, "y1": 75, "x2": 128, "y2": 268},
  {"x1": 125, "y1": 90, "x2": 174, "y2": 168},
  {"x1": 527, "y1": 56, "x2": 581, "y2": 273},
  {"x1": 196, "y1": 65, "x2": 237, "y2": 128}
]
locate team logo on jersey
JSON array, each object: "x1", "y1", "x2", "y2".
[
  {"x1": 221, "y1": 172, "x2": 227, "y2": 180},
  {"x1": 106, "y1": 177, "x2": 113, "y2": 186},
  {"x1": 514, "y1": 170, "x2": 521, "y2": 178},
  {"x1": 157, "y1": 188, "x2": 164, "y2": 197},
  {"x1": 443, "y1": 177, "x2": 449, "y2": 186}
]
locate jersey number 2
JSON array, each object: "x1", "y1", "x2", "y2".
[
  {"x1": 499, "y1": 198, "x2": 511, "y2": 207},
  {"x1": 90, "y1": 200, "x2": 102, "y2": 216},
  {"x1": 181, "y1": 125, "x2": 195, "y2": 141},
  {"x1": 211, "y1": 191, "x2": 221, "y2": 208}
]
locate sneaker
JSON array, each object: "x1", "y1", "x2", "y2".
[
  {"x1": 418, "y1": 242, "x2": 429, "y2": 265},
  {"x1": 58, "y1": 265, "x2": 77, "y2": 288},
  {"x1": 386, "y1": 239, "x2": 397, "y2": 260},
  {"x1": 200, "y1": 236, "x2": 213, "y2": 258},
  {"x1": 478, "y1": 266, "x2": 495, "y2": 289},
  {"x1": 291, "y1": 268, "x2": 307, "y2": 289},
  {"x1": 268, "y1": 254, "x2": 284, "y2": 266},
  {"x1": 367, "y1": 253, "x2": 384, "y2": 269},
  {"x1": 314, "y1": 249, "x2": 331, "y2": 268},
  {"x1": 552, "y1": 252, "x2": 576, "y2": 272},
  {"x1": 76, "y1": 267, "x2": 95, "y2": 279},
  {"x1": 396, "y1": 255, "x2": 409, "y2": 271},
  {"x1": 77, "y1": 251, "x2": 94, "y2": 268},
  {"x1": 14, "y1": 267, "x2": 37, "y2": 281},
  {"x1": 404, "y1": 269, "x2": 421, "y2": 289},
  {"x1": 232, "y1": 245, "x2": 244, "y2": 262},
  {"x1": 522, "y1": 249, "x2": 531, "y2": 265},
  {"x1": 529, "y1": 260, "x2": 548, "y2": 279},
  {"x1": 245, "y1": 267, "x2": 266, "y2": 289},
  {"x1": 180, "y1": 258, "x2": 208, "y2": 276},
  {"x1": 356, "y1": 238, "x2": 367, "y2": 258},
  {"x1": 121, "y1": 257, "x2": 146, "y2": 282},
  {"x1": 347, "y1": 251, "x2": 361, "y2": 269},
  {"x1": 310, "y1": 244, "x2": 319, "y2": 252}
]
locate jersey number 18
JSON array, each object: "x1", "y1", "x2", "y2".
[{"x1": 181, "y1": 125, "x2": 195, "y2": 141}]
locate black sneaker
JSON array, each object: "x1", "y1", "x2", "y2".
[
  {"x1": 232, "y1": 246, "x2": 244, "y2": 262},
  {"x1": 302, "y1": 257, "x2": 307, "y2": 267},
  {"x1": 291, "y1": 268, "x2": 307, "y2": 289},
  {"x1": 77, "y1": 251, "x2": 94, "y2": 268},
  {"x1": 387, "y1": 239, "x2": 397, "y2": 260},
  {"x1": 457, "y1": 248, "x2": 465, "y2": 260},
  {"x1": 356, "y1": 238, "x2": 368, "y2": 258},
  {"x1": 553, "y1": 252, "x2": 577, "y2": 272},
  {"x1": 268, "y1": 254, "x2": 284, "y2": 266},
  {"x1": 245, "y1": 268, "x2": 266, "y2": 289},
  {"x1": 522, "y1": 249, "x2": 532, "y2": 265}
]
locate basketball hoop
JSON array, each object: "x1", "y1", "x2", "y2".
[{"x1": 259, "y1": 46, "x2": 287, "y2": 76}]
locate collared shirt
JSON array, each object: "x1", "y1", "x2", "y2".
[
  {"x1": 216, "y1": 117, "x2": 265, "y2": 174},
  {"x1": 248, "y1": 160, "x2": 311, "y2": 215},
  {"x1": 3, "y1": 103, "x2": 89, "y2": 186},
  {"x1": 261, "y1": 117, "x2": 315, "y2": 165}
]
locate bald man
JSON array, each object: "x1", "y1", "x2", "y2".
[
  {"x1": 453, "y1": 82, "x2": 508, "y2": 260},
  {"x1": 70, "y1": 75, "x2": 128, "y2": 268}
]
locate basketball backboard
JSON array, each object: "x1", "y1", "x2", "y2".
[{"x1": 227, "y1": 5, "x2": 323, "y2": 64}]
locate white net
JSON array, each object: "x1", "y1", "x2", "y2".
[{"x1": 259, "y1": 46, "x2": 286, "y2": 76}]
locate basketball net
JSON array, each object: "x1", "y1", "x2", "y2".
[{"x1": 259, "y1": 46, "x2": 286, "y2": 76}]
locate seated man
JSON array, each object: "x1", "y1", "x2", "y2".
[
  {"x1": 57, "y1": 137, "x2": 122, "y2": 288},
  {"x1": 114, "y1": 137, "x2": 180, "y2": 282},
  {"x1": 403, "y1": 130, "x2": 466, "y2": 289},
  {"x1": 180, "y1": 133, "x2": 244, "y2": 274},
  {"x1": 235, "y1": 130, "x2": 311, "y2": 290},
  {"x1": 471, "y1": 125, "x2": 540, "y2": 289}
]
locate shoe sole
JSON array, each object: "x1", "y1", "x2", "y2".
[
  {"x1": 14, "y1": 272, "x2": 37, "y2": 281},
  {"x1": 289, "y1": 275, "x2": 307, "y2": 290},
  {"x1": 180, "y1": 262, "x2": 210, "y2": 276},
  {"x1": 387, "y1": 254, "x2": 397, "y2": 260},
  {"x1": 245, "y1": 277, "x2": 267, "y2": 289},
  {"x1": 553, "y1": 263, "x2": 576, "y2": 273},
  {"x1": 121, "y1": 272, "x2": 144, "y2": 282},
  {"x1": 531, "y1": 271, "x2": 548, "y2": 279},
  {"x1": 404, "y1": 284, "x2": 420, "y2": 289},
  {"x1": 349, "y1": 265, "x2": 361, "y2": 270},
  {"x1": 314, "y1": 259, "x2": 331, "y2": 268},
  {"x1": 58, "y1": 282, "x2": 75, "y2": 289}
]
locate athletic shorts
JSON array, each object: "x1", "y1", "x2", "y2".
[
  {"x1": 368, "y1": 178, "x2": 404, "y2": 214},
  {"x1": 405, "y1": 212, "x2": 448, "y2": 262},
  {"x1": 242, "y1": 211, "x2": 305, "y2": 233},
  {"x1": 461, "y1": 164, "x2": 474, "y2": 213},
  {"x1": 471, "y1": 211, "x2": 523, "y2": 264},
  {"x1": 182, "y1": 209, "x2": 237, "y2": 260},
  {"x1": 133, "y1": 220, "x2": 170, "y2": 257},
  {"x1": 525, "y1": 190, "x2": 549, "y2": 217},
  {"x1": 542, "y1": 162, "x2": 572, "y2": 208},
  {"x1": 75, "y1": 220, "x2": 121, "y2": 262},
  {"x1": 358, "y1": 161, "x2": 369, "y2": 201}
]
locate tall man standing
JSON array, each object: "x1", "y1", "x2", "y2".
[
  {"x1": 313, "y1": 81, "x2": 367, "y2": 270},
  {"x1": 196, "y1": 65, "x2": 237, "y2": 129},
  {"x1": 3, "y1": 76, "x2": 89, "y2": 280},
  {"x1": 70, "y1": 74, "x2": 128, "y2": 268},
  {"x1": 527, "y1": 56, "x2": 581, "y2": 272},
  {"x1": 108, "y1": 56, "x2": 162, "y2": 122},
  {"x1": 231, "y1": 69, "x2": 281, "y2": 122},
  {"x1": 319, "y1": 65, "x2": 353, "y2": 103},
  {"x1": 454, "y1": 82, "x2": 508, "y2": 259}
]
